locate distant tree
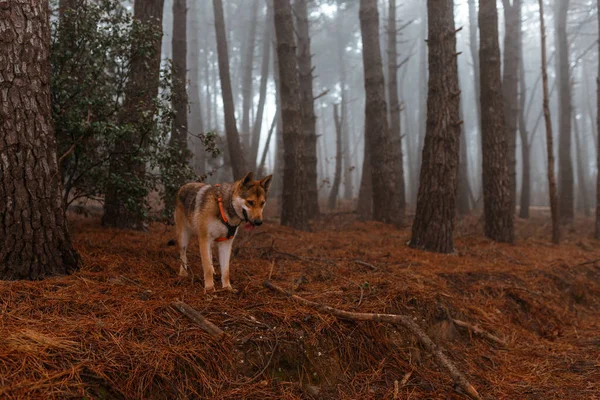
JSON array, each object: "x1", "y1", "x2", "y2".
[
  {"x1": 328, "y1": 104, "x2": 343, "y2": 210},
  {"x1": 556, "y1": 0, "x2": 574, "y2": 222},
  {"x1": 359, "y1": 0, "x2": 402, "y2": 226},
  {"x1": 467, "y1": 0, "x2": 481, "y2": 156},
  {"x1": 597, "y1": 0, "x2": 600, "y2": 240},
  {"x1": 213, "y1": 0, "x2": 248, "y2": 179},
  {"x1": 479, "y1": 0, "x2": 514, "y2": 242},
  {"x1": 409, "y1": 0, "x2": 461, "y2": 253},
  {"x1": 386, "y1": 0, "x2": 406, "y2": 213},
  {"x1": 0, "y1": 0, "x2": 79, "y2": 279},
  {"x1": 518, "y1": 17, "x2": 531, "y2": 219},
  {"x1": 294, "y1": 0, "x2": 320, "y2": 218},
  {"x1": 274, "y1": 0, "x2": 309, "y2": 230},
  {"x1": 538, "y1": 0, "x2": 560, "y2": 244},
  {"x1": 241, "y1": 0, "x2": 259, "y2": 152},
  {"x1": 188, "y1": 0, "x2": 206, "y2": 175},
  {"x1": 357, "y1": 142, "x2": 373, "y2": 220}
]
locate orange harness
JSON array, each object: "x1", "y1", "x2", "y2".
[{"x1": 214, "y1": 184, "x2": 239, "y2": 242}]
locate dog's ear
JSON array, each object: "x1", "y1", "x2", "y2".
[
  {"x1": 241, "y1": 171, "x2": 254, "y2": 187},
  {"x1": 259, "y1": 175, "x2": 273, "y2": 193}
]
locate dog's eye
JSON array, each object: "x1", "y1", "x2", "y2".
[
  {"x1": 260, "y1": 201, "x2": 265, "y2": 207},
  {"x1": 247, "y1": 200, "x2": 255, "y2": 206}
]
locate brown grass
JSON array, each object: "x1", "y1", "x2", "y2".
[{"x1": 1, "y1": 209, "x2": 600, "y2": 399}]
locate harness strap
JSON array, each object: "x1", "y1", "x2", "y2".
[{"x1": 214, "y1": 184, "x2": 238, "y2": 242}]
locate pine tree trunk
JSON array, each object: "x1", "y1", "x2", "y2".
[
  {"x1": 597, "y1": 0, "x2": 600, "y2": 239},
  {"x1": 102, "y1": 0, "x2": 165, "y2": 230},
  {"x1": 250, "y1": 6, "x2": 272, "y2": 169},
  {"x1": 573, "y1": 115, "x2": 590, "y2": 216},
  {"x1": 387, "y1": 0, "x2": 406, "y2": 212},
  {"x1": 502, "y1": 0, "x2": 520, "y2": 216},
  {"x1": 468, "y1": 0, "x2": 482, "y2": 205},
  {"x1": 556, "y1": 0, "x2": 574, "y2": 222},
  {"x1": 213, "y1": 0, "x2": 248, "y2": 179},
  {"x1": 274, "y1": 0, "x2": 309, "y2": 231},
  {"x1": 0, "y1": 0, "x2": 79, "y2": 279},
  {"x1": 357, "y1": 142, "x2": 373, "y2": 220},
  {"x1": 171, "y1": 0, "x2": 188, "y2": 152},
  {"x1": 336, "y1": 13, "x2": 353, "y2": 201},
  {"x1": 518, "y1": 18, "x2": 530, "y2": 219},
  {"x1": 241, "y1": 0, "x2": 259, "y2": 153},
  {"x1": 409, "y1": 0, "x2": 461, "y2": 253},
  {"x1": 329, "y1": 104, "x2": 343, "y2": 210},
  {"x1": 359, "y1": 0, "x2": 402, "y2": 226},
  {"x1": 188, "y1": 0, "x2": 205, "y2": 175},
  {"x1": 294, "y1": 0, "x2": 320, "y2": 218},
  {"x1": 479, "y1": 0, "x2": 514, "y2": 243},
  {"x1": 539, "y1": 0, "x2": 560, "y2": 244}
]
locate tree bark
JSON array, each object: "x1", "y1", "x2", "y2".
[
  {"x1": 171, "y1": 0, "x2": 189, "y2": 153},
  {"x1": 274, "y1": 0, "x2": 309, "y2": 230},
  {"x1": 502, "y1": 0, "x2": 520, "y2": 216},
  {"x1": 294, "y1": 0, "x2": 320, "y2": 218},
  {"x1": 328, "y1": 104, "x2": 343, "y2": 210},
  {"x1": 518, "y1": 16, "x2": 530, "y2": 219},
  {"x1": 213, "y1": 0, "x2": 248, "y2": 179},
  {"x1": 387, "y1": 0, "x2": 406, "y2": 212},
  {"x1": 479, "y1": 0, "x2": 514, "y2": 243},
  {"x1": 0, "y1": 0, "x2": 79, "y2": 279},
  {"x1": 538, "y1": 0, "x2": 560, "y2": 244},
  {"x1": 188, "y1": 0, "x2": 205, "y2": 175},
  {"x1": 241, "y1": 0, "x2": 259, "y2": 153},
  {"x1": 556, "y1": 0, "x2": 574, "y2": 222},
  {"x1": 409, "y1": 0, "x2": 462, "y2": 253},
  {"x1": 359, "y1": 0, "x2": 402, "y2": 226},
  {"x1": 357, "y1": 139, "x2": 373, "y2": 220},
  {"x1": 597, "y1": 0, "x2": 600, "y2": 239},
  {"x1": 102, "y1": 0, "x2": 165, "y2": 229}
]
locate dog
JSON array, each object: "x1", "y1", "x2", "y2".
[{"x1": 173, "y1": 172, "x2": 272, "y2": 292}]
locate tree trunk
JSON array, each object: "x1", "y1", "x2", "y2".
[
  {"x1": 457, "y1": 103, "x2": 471, "y2": 216},
  {"x1": 415, "y1": 0, "x2": 427, "y2": 203},
  {"x1": 336, "y1": 12, "x2": 353, "y2": 201},
  {"x1": 518, "y1": 17, "x2": 530, "y2": 219},
  {"x1": 597, "y1": 0, "x2": 600, "y2": 239},
  {"x1": 0, "y1": 0, "x2": 79, "y2": 279},
  {"x1": 294, "y1": 0, "x2": 320, "y2": 218},
  {"x1": 329, "y1": 104, "x2": 343, "y2": 210},
  {"x1": 359, "y1": 0, "x2": 403, "y2": 226},
  {"x1": 357, "y1": 140, "x2": 373, "y2": 220},
  {"x1": 502, "y1": 0, "x2": 520, "y2": 216},
  {"x1": 188, "y1": 0, "x2": 205, "y2": 175},
  {"x1": 573, "y1": 115, "x2": 590, "y2": 216},
  {"x1": 387, "y1": 0, "x2": 406, "y2": 212},
  {"x1": 102, "y1": 0, "x2": 165, "y2": 229},
  {"x1": 241, "y1": 0, "x2": 259, "y2": 153},
  {"x1": 274, "y1": 0, "x2": 309, "y2": 230},
  {"x1": 479, "y1": 0, "x2": 514, "y2": 243},
  {"x1": 556, "y1": 0, "x2": 574, "y2": 222},
  {"x1": 213, "y1": 0, "x2": 248, "y2": 179},
  {"x1": 171, "y1": 0, "x2": 189, "y2": 153},
  {"x1": 468, "y1": 0, "x2": 482, "y2": 205},
  {"x1": 250, "y1": 5, "x2": 272, "y2": 169},
  {"x1": 538, "y1": 0, "x2": 560, "y2": 244},
  {"x1": 409, "y1": 0, "x2": 461, "y2": 253}
]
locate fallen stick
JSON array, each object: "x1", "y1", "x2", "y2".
[
  {"x1": 171, "y1": 301, "x2": 226, "y2": 340},
  {"x1": 452, "y1": 319, "x2": 508, "y2": 347},
  {"x1": 263, "y1": 280, "x2": 482, "y2": 400}
]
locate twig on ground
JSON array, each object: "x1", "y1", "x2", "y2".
[
  {"x1": 572, "y1": 258, "x2": 600, "y2": 268},
  {"x1": 452, "y1": 319, "x2": 508, "y2": 347},
  {"x1": 353, "y1": 259, "x2": 378, "y2": 271},
  {"x1": 171, "y1": 301, "x2": 225, "y2": 340},
  {"x1": 263, "y1": 280, "x2": 482, "y2": 400}
]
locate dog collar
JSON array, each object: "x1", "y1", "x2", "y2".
[{"x1": 214, "y1": 184, "x2": 239, "y2": 242}]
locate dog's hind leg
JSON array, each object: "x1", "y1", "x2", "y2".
[
  {"x1": 178, "y1": 228, "x2": 190, "y2": 277},
  {"x1": 199, "y1": 235, "x2": 215, "y2": 292},
  {"x1": 217, "y1": 239, "x2": 234, "y2": 291}
]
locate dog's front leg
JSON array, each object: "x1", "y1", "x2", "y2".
[
  {"x1": 217, "y1": 239, "x2": 234, "y2": 291},
  {"x1": 199, "y1": 235, "x2": 215, "y2": 292}
]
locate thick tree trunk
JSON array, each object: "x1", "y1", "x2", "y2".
[
  {"x1": 274, "y1": 0, "x2": 309, "y2": 230},
  {"x1": 294, "y1": 0, "x2": 319, "y2": 217},
  {"x1": 171, "y1": 0, "x2": 189, "y2": 152},
  {"x1": 387, "y1": 0, "x2": 406, "y2": 212},
  {"x1": 241, "y1": 0, "x2": 259, "y2": 152},
  {"x1": 502, "y1": 0, "x2": 520, "y2": 216},
  {"x1": 556, "y1": 0, "x2": 574, "y2": 222},
  {"x1": 518, "y1": 20, "x2": 530, "y2": 219},
  {"x1": 409, "y1": 0, "x2": 461, "y2": 253},
  {"x1": 597, "y1": 0, "x2": 600, "y2": 239},
  {"x1": 103, "y1": 0, "x2": 165, "y2": 229},
  {"x1": 479, "y1": 0, "x2": 514, "y2": 243},
  {"x1": 539, "y1": 0, "x2": 560, "y2": 244},
  {"x1": 213, "y1": 0, "x2": 248, "y2": 179},
  {"x1": 250, "y1": 6, "x2": 272, "y2": 169},
  {"x1": 188, "y1": 0, "x2": 205, "y2": 175},
  {"x1": 359, "y1": 0, "x2": 402, "y2": 226},
  {"x1": 0, "y1": 0, "x2": 79, "y2": 279},
  {"x1": 329, "y1": 104, "x2": 343, "y2": 210}
]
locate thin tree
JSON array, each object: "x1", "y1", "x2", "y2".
[
  {"x1": 273, "y1": 0, "x2": 309, "y2": 230},
  {"x1": 188, "y1": 0, "x2": 205, "y2": 175},
  {"x1": 518, "y1": 26, "x2": 531, "y2": 218},
  {"x1": 294, "y1": 0, "x2": 320, "y2": 217},
  {"x1": 556, "y1": 0, "x2": 574, "y2": 222},
  {"x1": 170, "y1": 0, "x2": 189, "y2": 157},
  {"x1": 387, "y1": 0, "x2": 406, "y2": 212},
  {"x1": 0, "y1": 0, "x2": 79, "y2": 279},
  {"x1": 409, "y1": 0, "x2": 462, "y2": 253},
  {"x1": 241, "y1": 0, "x2": 259, "y2": 152},
  {"x1": 479, "y1": 0, "x2": 514, "y2": 242},
  {"x1": 213, "y1": 0, "x2": 248, "y2": 179},
  {"x1": 328, "y1": 104, "x2": 343, "y2": 210},
  {"x1": 597, "y1": 0, "x2": 600, "y2": 239},
  {"x1": 103, "y1": 0, "x2": 165, "y2": 229},
  {"x1": 538, "y1": 0, "x2": 560, "y2": 244},
  {"x1": 359, "y1": 0, "x2": 402, "y2": 226}
]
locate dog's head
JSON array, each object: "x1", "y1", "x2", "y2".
[{"x1": 233, "y1": 172, "x2": 272, "y2": 228}]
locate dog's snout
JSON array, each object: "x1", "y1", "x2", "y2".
[{"x1": 254, "y1": 219, "x2": 263, "y2": 226}]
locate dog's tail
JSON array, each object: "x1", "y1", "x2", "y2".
[{"x1": 167, "y1": 239, "x2": 177, "y2": 246}]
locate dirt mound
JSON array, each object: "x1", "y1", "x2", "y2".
[{"x1": 1, "y1": 212, "x2": 600, "y2": 399}]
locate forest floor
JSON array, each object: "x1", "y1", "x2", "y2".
[{"x1": 1, "y1": 207, "x2": 600, "y2": 399}]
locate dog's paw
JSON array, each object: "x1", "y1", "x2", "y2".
[
  {"x1": 204, "y1": 285, "x2": 216, "y2": 294},
  {"x1": 178, "y1": 268, "x2": 189, "y2": 278},
  {"x1": 222, "y1": 285, "x2": 238, "y2": 294}
]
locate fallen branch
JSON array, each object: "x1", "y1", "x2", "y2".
[
  {"x1": 353, "y1": 259, "x2": 378, "y2": 271},
  {"x1": 452, "y1": 319, "x2": 508, "y2": 347},
  {"x1": 263, "y1": 280, "x2": 482, "y2": 400},
  {"x1": 171, "y1": 301, "x2": 226, "y2": 340}
]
